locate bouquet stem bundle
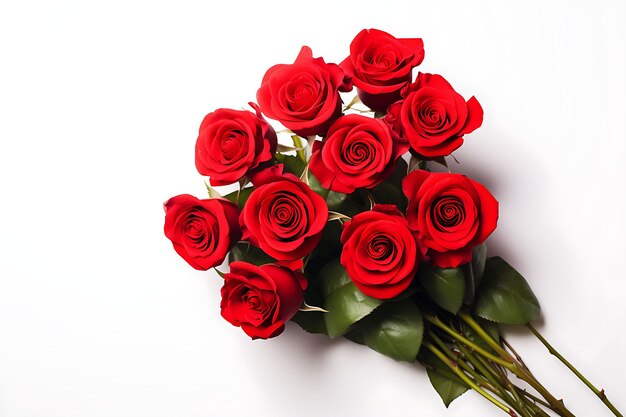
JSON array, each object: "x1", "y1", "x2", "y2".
[{"x1": 421, "y1": 312, "x2": 620, "y2": 417}]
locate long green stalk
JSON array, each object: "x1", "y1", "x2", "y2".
[
  {"x1": 527, "y1": 324, "x2": 623, "y2": 417},
  {"x1": 455, "y1": 343, "x2": 529, "y2": 416}
]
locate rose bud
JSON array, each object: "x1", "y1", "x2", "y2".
[
  {"x1": 402, "y1": 170, "x2": 498, "y2": 268},
  {"x1": 240, "y1": 165, "x2": 328, "y2": 268},
  {"x1": 385, "y1": 72, "x2": 483, "y2": 158},
  {"x1": 256, "y1": 46, "x2": 352, "y2": 137},
  {"x1": 309, "y1": 114, "x2": 409, "y2": 193},
  {"x1": 340, "y1": 205, "x2": 419, "y2": 299},
  {"x1": 220, "y1": 261, "x2": 307, "y2": 339},
  {"x1": 163, "y1": 195, "x2": 241, "y2": 270},
  {"x1": 195, "y1": 103, "x2": 277, "y2": 186},
  {"x1": 340, "y1": 28, "x2": 425, "y2": 113}
]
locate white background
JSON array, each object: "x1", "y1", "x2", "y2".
[{"x1": 1, "y1": 1, "x2": 625, "y2": 416}]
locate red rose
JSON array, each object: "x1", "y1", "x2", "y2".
[
  {"x1": 340, "y1": 205, "x2": 419, "y2": 299},
  {"x1": 164, "y1": 195, "x2": 241, "y2": 270},
  {"x1": 340, "y1": 28, "x2": 424, "y2": 113},
  {"x1": 309, "y1": 114, "x2": 408, "y2": 193},
  {"x1": 385, "y1": 73, "x2": 483, "y2": 158},
  {"x1": 240, "y1": 165, "x2": 328, "y2": 266},
  {"x1": 402, "y1": 170, "x2": 498, "y2": 268},
  {"x1": 195, "y1": 103, "x2": 277, "y2": 186},
  {"x1": 256, "y1": 46, "x2": 352, "y2": 137},
  {"x1": 220, "y1": 261, "x2": 306, "y2": 339}
]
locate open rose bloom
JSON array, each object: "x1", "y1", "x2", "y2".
[{"x1": 163, "y1": 29, "x2": 622, "y2": 417}]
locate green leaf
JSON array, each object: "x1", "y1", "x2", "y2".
[
  {"x1": 419, "y1": 349, "x2": 469, "y2": 407},
  {"x1": 291, "y1": 267, "x2": 328, "y2": 335},
  {"x1": 482, "y1": 317, "x2": 501, "y2": 342},
  {"x1": 222, "y1": 187, "x2": 254, "y2": 209},
  {"x1": 463, "y1": 244, "x2": 489, "y2": 306},
  {"x1": 473, "y1": 257, "x2": 541, "y2": 325},
  {"x1": 326, "y1": 191, "x2": 350, "y2": 212},
  {"x1": 307, "y1": 170, "x2": 329, "y2": 199},
  {"x1": 331, "y1": 191, "x2": 368, "y2": 217},
  {"x1": 291, "y1": 310, "x2": 327, "y2": 335},
  {"x1": 419, "y1": 348, "x2": 453, "y2": 374},
  {"x1": 344, "y1": 327, "x2": 366, "y2": 345},
  {"x1": 321, "y1": 260, "x2": 383, "y2": 338},
  {"x1": 303, "y1": 221, "x2": 343, "y2": 282},
  {"x1": 427, "y1": 370, "x2": 469, "y2": 407},
  {"x1": 360, "y1": 300, "x2": 424, "y2": 362},
  {"x1": 275, "y1": 153, "x2": 306, "y2": 177},
  {"x1": 462, "y1": 263, "x2": 476, "y2": 306},
  {"x1": 419, "y1": 265, "x2": 465, "y2": 313},
  {"x1": 370, "y1": 181, "x2": 408, "y2": 212},
  {"x1": 471, "y1": 243, "x2": 488, "y2": 287},
  {"x1": 365, "y1": 157, "x2": 409, "y2": 211},
  {"x1": 386, "y1": 157, "x2": 409, "y2": 188},
  {"x1": 306, "y1": 170, "x2": 353, "y2": 214},
  {"x1": 228, "y1": 242, "x2": 275, "y2": 266}
]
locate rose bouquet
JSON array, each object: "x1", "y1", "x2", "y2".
[{"x1": 164, "y1": 29, "x2": 622, "y2": 417}]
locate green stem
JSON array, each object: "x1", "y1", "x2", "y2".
[
  {"x1": 424, "y1": 342, "x2": 519, "y2": 416},
  {"x1": 456, "y1": 343, "x2": 528, "y2": 416},
  {"x1": 519, "y1": 396, "x2": 551, "y2": 417},
  {"x1": 473, "y1": 352, "x2": 509, "y2": 391},
  {"x1": 429, "y1": 333, "x2": 493, "y2": 389},
  {"x1": 465, "y1": 347, "x2": 550, "y2": 417},
  {"x1": 514, "y1": 387, "x2": 554, "y2": 412},
  {"x1": 420, "y1": 362, "x2": 465, "y2": 384},
  {"x1": 527, "y1": 324, "x2": 623, "y2": 417},
  {"x1": 291, "y1": 135, "x2": 306, "y2": 162},
  {"x1": 458, "y1": 311, "x2": 512, "y2": 360},
  {"x1": 502, "y1": 336, "x2": 532, "y2": 372},
  {"x1": 425, "y1": 315, "x2": 515, "y2": 369},
  {"x1": 513, "y1": 361, "x2": 575, "y2": 417}
]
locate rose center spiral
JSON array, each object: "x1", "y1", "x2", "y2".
[
  {"x1": 221, "y1": 131, "x2": 244, "y2": 159},
  {"x1": 243, "y1": 289, "x2": 262, "y2": 310},
  {"x1": 286, "y1": 73, "x2": 320, "y2": 112},
  {"x1": 431, "y1": 196, "x2": 465, "y2": 230},
  {"x1": 364, "y1": 45, "x2": 399, "y2": 69},
  {"x1": 344, "y1": 140, "x2": 372, "y2": 165},
  {"x1": 268, "y1": 193, "x2": 302, "y2": 233},
  {"x1": 367, "y1": 234, "x2": 396, "y2": 261}
]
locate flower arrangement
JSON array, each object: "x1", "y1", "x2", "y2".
[{"x1": 164, "y1": 29, "x2": 622, "y2": 417}]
